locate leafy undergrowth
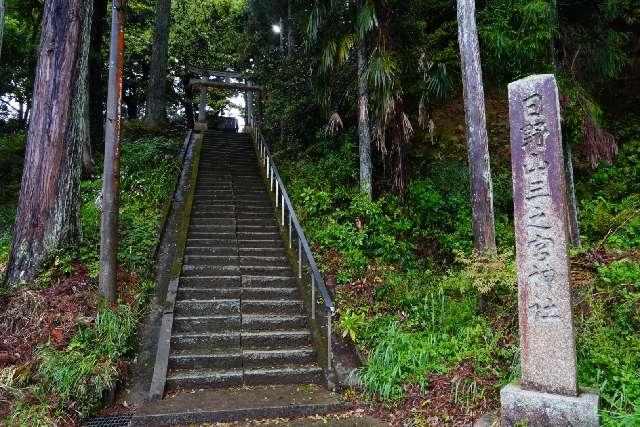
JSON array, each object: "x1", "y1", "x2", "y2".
[
  {"x1": 0, "y1": 133, "x2": 26, "y2": 278},
  {"x1": 0, "y1": 124, "x2": 181, "y2": 425},
  {"x1": 276, "y1": 117, "x2": 640, "y2": 425}
]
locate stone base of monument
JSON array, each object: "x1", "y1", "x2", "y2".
[
  {"x1": 194, "y1": 122, "x2": 208, "y2": 131},
  {"x1": 500, "y1": 383, "x2": 599, "y2": 426}
]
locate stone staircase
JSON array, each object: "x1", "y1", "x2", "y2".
[{"x1": 166, "y1": 131, "x2": 324, "y2": 391}]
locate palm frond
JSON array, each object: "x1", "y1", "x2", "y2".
[{"x1": 357, "y1": 0, "x2": 378, "y2": 39}]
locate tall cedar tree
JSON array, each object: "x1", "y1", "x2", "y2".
[
  {"x1": 5, "y1": 0, "x2": 93, "y2": 285},
  {"x1": 145, "y1": 0, "x2": 171, "y2": 126},
  {"x1": 0, "y1": 0, "x2": 4, "y2": 62},
  {"x1": 457, "y1": 0, "x2": 497, "y2": 253},
  {"x1": 357, "y1": 0, "x2": 373, "y2": 198},
  {"x1": 89, "y1": 0, "x2": 109, "y2": 153}
]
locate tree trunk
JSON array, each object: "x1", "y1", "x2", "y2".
[
  {"x1": 77, "y1": 1, "x2": 96, "y2": 178},
  {"x1": 124, "y1": 79, "x2": 139, "y2": 119},
  {"x1": 89, "y1": 0, "x2": 109, "y2": 154},
  {"x1": 145, "y1": 0, "x2": 171, "y2": 126},
  {"x1": 99, "y1": 0, "x2": 126, "y2": 303},
  {"x1": 0, "y1": 0, "x2": 5, "y2": 63},
  {"x1": 456, "y1": 0, "x2": 497, "y2": 254},
  {"x1": 5, "y1": 0, "x2": 92, "y2": 285},
  {"x1": 82, "y1": 105, "x2": 96, "y2": 178},
  {"x1": 357, "y1": 20, "x2": 373, "y2": 198},
  {"x1": 551, "y1": 0, "x2": 582, "y2": 247},
  {"x1": 563, "y1": 136, "x2": 581, "y2": 247},
  {"x1": 287, "y1": 1, "x2": 294, "y2": 55}
]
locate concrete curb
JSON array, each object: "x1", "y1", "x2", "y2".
[{"x1": 148, "y1": 131, "x2": 204, "y2": 401}]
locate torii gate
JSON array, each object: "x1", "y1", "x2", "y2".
[{"x1": 188, "y1": 69, "x2": 263, "y2": 131}]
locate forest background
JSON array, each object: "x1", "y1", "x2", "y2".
[{"x1": 0, "y1": 0, "x2": 639, "y2": 425}]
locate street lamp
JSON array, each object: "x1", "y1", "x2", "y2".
[{"x1": 272, "y1": 24, "x2": 282, "y2": 34}]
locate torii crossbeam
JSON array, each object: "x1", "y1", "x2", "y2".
[{"x1": 189, "y1": 75, "x2": 263, "y2": 131}]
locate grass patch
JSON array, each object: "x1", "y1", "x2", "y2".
[
  {"x1": 0, "y1": 123, "x2": 182, "y2": 424},
  {"x1": 274, "y1": 121, "x2": 639, "y2": 424}
]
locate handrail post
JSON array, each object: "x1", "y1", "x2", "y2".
[
  {"x1": 327, "y1": 313, "x2": 332, "y2": 371},
  {"x1": 311, "y1": 273, "x2": 316, "y2": 320},
  {"x1": 281, "y1": 194, "x2": 285, "y2": 226},
  {"x1": 270, "y1": 168, "x2": 274, "y2": 192},
  {"x1": 298, "y1": 238, "x2": 302, "y2": 278},
  {"x1": 288, "y1": 214, "x2": 292, "y2": 248}
]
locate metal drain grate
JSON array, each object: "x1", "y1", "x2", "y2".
[{"x1": 83, "y1": 413, "x2": 133, "y2": 427}]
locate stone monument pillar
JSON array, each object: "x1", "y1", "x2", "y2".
[{"x1": 501, "y1": 74, "x2": 599, "y2": 426}]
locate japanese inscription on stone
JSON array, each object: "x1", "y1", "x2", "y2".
[{"x1": 508, "y1": 75, "x2": 578, "y2": 397}]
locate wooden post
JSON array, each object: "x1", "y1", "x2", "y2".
[
  {"x1": 456, "y1": 0, "x2": 497, "y2": 253},
  {"x1": 99, "y1": 0, "x2": 127, "y2": 303}
]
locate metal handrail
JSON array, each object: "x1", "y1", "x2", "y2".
[
  {"x1": 247, "y1": 124, "x2": 336, "y2": 373},
  {"x1": 257, "y1": 132, "x2": 335, "y2": 315}
]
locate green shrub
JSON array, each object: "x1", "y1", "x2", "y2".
[
  {"x1": 455, "y1": 250, "x2": 516, "y2": 294},
  {"x1": 580, "y1": 196, "x2": 640, "y2": 250},
  {"x1": 36, "y1": 305, "x2": 137, "y2": 417},
  {"x1": 358, "y1": 314, "x2": 514, "y2": 401}
]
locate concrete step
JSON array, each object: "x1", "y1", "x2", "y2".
[
  {"x1": 188, "y1": 224, "x2": 236, "y2": 232},
  {"x1": 172, "y1": 315, "x2": 241, "y2": 333},
  {"x1": 183, "y1": 255, "x2": 288, "y2": 267},
  {"x1": 240, "y1": 256, "x2": 289, "y2": 267},
  {"x1": 174, "y1": 299, "x2": 240, "y2": 317},
  {"x1": 194, "y1": 197, "x2": 271, "y2": 204},
  {"x1": 236, "y1": 225, "x2": 279, "y2": 233},
  {"x1": 177, "y1": 287, "x2": 242, "y2": 300},
  {"x1": 187, "y1": 231, "x2": 237, "y2": 240},
  {"x1": 131, "y1": 385, "x2": 348, "y2": 426},
  {"x1": 242, "y1": 300, "x2": 304, "y2": 315},
  {"x1": 236, "y1": 232, "x2": 281, "y2": 240},
  {"x1": 168, "y1": 349, "x2": 242, "y2": 370},
  {"x1": 236, "y1": 218, "x2": 280, "y2": 225},
  {"x1": 239, "y1": 247, "x2": 288, "y2": 257},
  {"x1": 166, "y1": 364, "x2": 322, "y2": 391},
  {"x1": 194, "y1": 185, "x2": 235, "y2": 191},
  {"x1": 241, "y1": 265, "x2": 293, "y2": 276},
  {"x1": 165, "y1": 368, "x2": 243, "y2": 390},
  {"x1": 170, "y1": 332, "x2": 241, "y2": 351},
  {"x1": 190, "y1": 207, "x2": 236, "y2": 214},
  {"x1": 180, "y1": 276, "x2": 241, "y2": 288},
  {"x1": 243, "y1": 348, "x2": 316, "y2": 368},
  {"x1": 242, "y1": 330, "x2": 312, "y2": 347},
  {"x1": 184, "y1": 247, "x2": 239, "y2": 256},
  {"x1": 181, "y1": 265, "x2": 240, "y2": 277},
  {"x1": 237, "y1": 239, "x2": 285, "y2": 248},
  {"x1": 242, "y1": 314, "x2": 307, "y2": 330},
  {"x1": 190, "y1": 211, "x2": 237, "y2": 219},
  {"x1": 235, "y1": 211, "x2": 279, "y2": 218},
  {"x1": 183, "y1": 255, "x2": 240, "y2": 266},
  {"x1": 177, "y1": 286, "x2": 297, "y2": 301},
  {"x1": 189, "y1": 217, "x2": 236, "y2": 226},
  {"x1": 242, "y1": 287, "x2": 299, "y2": 300},
  {"x1": 244, "y1": 365, "x2": 324, "y2": 386},
  {"x1": 182, "y1": 238, "x2": 237, "y2": 247},
  {"x1": 242, "y1": 276, "x2": 298, "y2": 287}
]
